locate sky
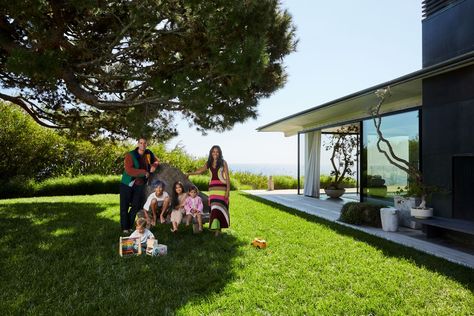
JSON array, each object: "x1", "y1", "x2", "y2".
[{"x1": 167, "y1": 0, "x2": 423, "y2": 168}]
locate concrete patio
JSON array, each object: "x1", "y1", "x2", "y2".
[{"x1": 244, "y1": 189, "x2": 474, "y2": 269}]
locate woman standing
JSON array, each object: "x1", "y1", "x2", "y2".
[{"x1": 187, "y1": 145, "x2": 230, "y2": 236}]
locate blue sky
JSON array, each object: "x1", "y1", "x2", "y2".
[{"x1": 168, "y1": 0, "x2": 422, "y2": 167}]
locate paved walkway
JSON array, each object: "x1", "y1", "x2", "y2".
[{"x1": 244, "y1": 190, "x2": 474, "y2": 269}]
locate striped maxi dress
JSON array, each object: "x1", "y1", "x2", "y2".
[{"x1": 208, "y1": 164, "x2": 230, "y2": 229}]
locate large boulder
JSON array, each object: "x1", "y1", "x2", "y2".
[{"x1": 144, "y1": 163, "x2": 210, "y2": 215}]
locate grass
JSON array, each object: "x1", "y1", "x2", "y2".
[{"x1": 1, "y1": 193, "x2": 473, "y2": 315}]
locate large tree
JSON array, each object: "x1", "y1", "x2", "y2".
[{"x1": 0, "y1": 0, "x2": 296, "y2": 140}]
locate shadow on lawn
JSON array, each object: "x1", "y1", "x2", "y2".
[
  {"x1": 241, "y1": 193, "x2": 474, "y2": 292},
  {"x1": 0, "y1": 201, "x2": 243, "y2": 314}
]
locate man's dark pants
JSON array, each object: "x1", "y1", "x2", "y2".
[{"x1": 119, "y1": 183, "x2": 145, "y2": 230}]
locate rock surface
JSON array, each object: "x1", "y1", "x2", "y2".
[{"x1": 144, "y1": 163, "x2": 210, "y2": 214}]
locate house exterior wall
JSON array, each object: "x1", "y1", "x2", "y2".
[
  {"x1": 421, "y1": 0, "x2": 474, "y2": 219},
  {"x1": 422, "y1": 64, "x2": 474, "y2": 217},
  {"x1": 422, "y1": 0, "x2": 474, "y2": 67}
]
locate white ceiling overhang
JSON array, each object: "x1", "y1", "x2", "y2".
[{"x1": 258, "y1": 52, "x2": 474, "y2": 137}]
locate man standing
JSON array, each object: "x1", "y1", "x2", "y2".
[{"x1": 120, "y1": 136, "x2": 159, "y2": 234}]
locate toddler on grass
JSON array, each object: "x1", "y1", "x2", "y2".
[{"x1": 129, "y1": 217, "x2": 155, "y2": 251}]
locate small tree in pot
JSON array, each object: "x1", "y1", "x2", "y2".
[{"x1": 323, "y1": 125, "x2": 358, "y2": 198}]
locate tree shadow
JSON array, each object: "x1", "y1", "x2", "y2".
[
  {"x1": 0, "y1": 200, "x2": 243, "y2": 314},
  {"x1": 241, "y1": 193, "x2": 474, "y2": 292}
]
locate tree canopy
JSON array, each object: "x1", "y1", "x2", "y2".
[{"x1": 0, "y1": 0, "x2": 296, "y2": 140}]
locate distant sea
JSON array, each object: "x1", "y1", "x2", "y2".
[{"x1": 229, "y1": 163, "x2": 332, "y2": 177}]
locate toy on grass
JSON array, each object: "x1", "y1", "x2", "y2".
[
  {"x1": 146, "y1": 239, "x2": 168, "y2": 256},
  {"x1": 251, "y1": 238, "x2": 267, "y2": 249},
  {"x1": 119, "y1": 236, "x2": 142, "y2": 257}
]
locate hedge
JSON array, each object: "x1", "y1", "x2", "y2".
[
  {"x1": 338, "y1": 202, "x2": 386, "y2": 227},
  {"x1": 0, "y1": 174, "x2": 243, "y2": 199},
  {"x1": 0, "y1": 175, "x2": 120, "y2": 199}
]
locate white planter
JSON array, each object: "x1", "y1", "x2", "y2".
[
  {"x1": 393, "y1": 196, "x2": 421, "y2": 229},
  {"x1": 324, "y1": 188, "x2": 345, "y2": 198},
  {"x1": 411, "y1": 207, "x2": 433, "y2": 219},
  {"x1": 380, "y1": 207, "x2": 399, "y2": 232}
]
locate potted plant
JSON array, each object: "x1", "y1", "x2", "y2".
[
  {"x1": 369, "y1": 88, "x2": 437, "y2": 221},
  {"x1": 402, "y1": 182, "x2": 437, "y2": 219},
  {"x1": 393, "y1": 187, "x2": 420, "y2": 227},
  {"x1": 322, "y1": 125, "x2": 358, "y2": 198},
  {"x1": 393, "y1": 184, "x2": 436, "y2": 221}
]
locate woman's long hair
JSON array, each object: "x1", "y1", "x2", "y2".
[
  {"x1": 171, "y1": 181, "x2": 185, "y2": 209},
  {"x1": 206, "y1": 145, "x2": 224, "y2": 170}
]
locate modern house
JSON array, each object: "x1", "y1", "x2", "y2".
[{"x1": 258, "y1": 0, "x2": 474, "y2": 238}]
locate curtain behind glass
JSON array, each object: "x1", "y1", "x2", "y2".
[{"x1": 304, "y1": 131, "x2": 321, "y2": 197}]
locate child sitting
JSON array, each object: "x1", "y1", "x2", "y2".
[
  {"x1": 129, "y1": 217, "x2": 155, "y2": 251},
  {"x1": 184, "y1": 185, "x2": 204, "y2": 232},
  {"x1": 140, "y1": 180, "x2": 170, "y2": 227},
  {"x1": 170, "y1": 181, "x2": 187, "y2": 233}
]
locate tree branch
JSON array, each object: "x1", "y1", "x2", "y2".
[
  {"x1": 370, "y1": 87, "x2": 427, "y2": 207},
  {"x1": 0, "y1": 92, "x2": 64, "y2": 129}
]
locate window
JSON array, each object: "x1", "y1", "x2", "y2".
[{"x1": 362, "y1": 110, "x2": 420, "y2": 203}]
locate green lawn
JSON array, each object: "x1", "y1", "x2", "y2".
[{"x1": 1, "y1": 192, "x2": 473, "y2": 315}]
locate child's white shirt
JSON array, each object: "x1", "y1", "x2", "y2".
[
  {"x1": 143, "y1": 191, "x2": 169, "y2": 211},
  {"x1": 129, "y1": 228, "x2": 155, "y2": 244}
]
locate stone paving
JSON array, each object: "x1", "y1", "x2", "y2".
[{"x1": 244, "y1": 189, "x2": 474, "y2": 269}]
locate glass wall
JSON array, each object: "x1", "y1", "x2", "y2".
[{"x1": 362, "y1": 110, "x2": 419, "y2": 203}]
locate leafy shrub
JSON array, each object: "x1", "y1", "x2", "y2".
[
  {"x1": 320, "y1": 174, "x2": 356, "y2": 188},
  {"x1": 231, "y1": 172, "x2": 267, "y2": 189},
  {"x1": 189, "y1": 175, "x2": 239, "y2": 192},
  {"x1": 0, "y1": 103, "x2": 65, "y2": 181},
  {"x1": 189, "y1": 175, "x2": 210, "y2": 192},
  {"x1": 273, "y1": 175, "x2": 298, "y2": 189},
  {"x1": 36, "y1": 175, "x2": 120, "y2": 196},
  {"x1": 0, "y1": 176, "x2": 37, "y2": 199},
  {"x1": 339, "y1": 202, "x2": 384, "y2": 227},
  {"x1": 341, "y1": 177, "x2": 357, "y2": 188},
  {"x1": 0, "y1": 102, "x2": 208, "y2": 181},
  {"x1": 0, "y1": 175, "x2": 120, "y2": 199},
  {"x1": 59, "y1": 141, "x2": 126, "y2": 177},
  {"x1": 148, "y1": 143, "x2": 207, "y2": 173},
  {"x1": 339, "y1": 202, "x2": 364, "y2": 225}
]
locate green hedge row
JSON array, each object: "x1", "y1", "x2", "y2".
[
  {"x1": 0, "y1": 174, "x2": 243, "y2": 199},
  {"x1": 0, "y1": 172, "x2": 358, "y2": 199},
  {"x1": 0, "y1": 175, "x2": 121, "y2": 199},
  {"x1": 231, "y1": 172, "x2": 356, "y2": 190},
  {"x1": 188, "y1": 175, "x2": 239, "y2": 192}
]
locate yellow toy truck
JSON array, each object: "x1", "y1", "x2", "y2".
[{"x1": 251, "y1": 238, "x2": 267, "y2": 249}]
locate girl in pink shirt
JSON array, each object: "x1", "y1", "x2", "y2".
[{"x1": 184, "y1": 186, "x2": 204, "y2": 232}]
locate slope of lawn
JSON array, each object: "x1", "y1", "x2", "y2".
[{"x1": 0, "y1": 192, "x2": 473, "y2": 315}]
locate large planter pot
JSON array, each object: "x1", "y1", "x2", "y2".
[
  {"x1": 380, "y1": 207, "x2": 399, "y2": 232},
  {"x1": 324, "y1": 188, "x2": 345, "y2": 198},
  {"x1": 411, "y1": 207, "x2": 433, "y2": 219},
  {"x1": 393, "y1": 195, "x2": 421, "y2": 229}
]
